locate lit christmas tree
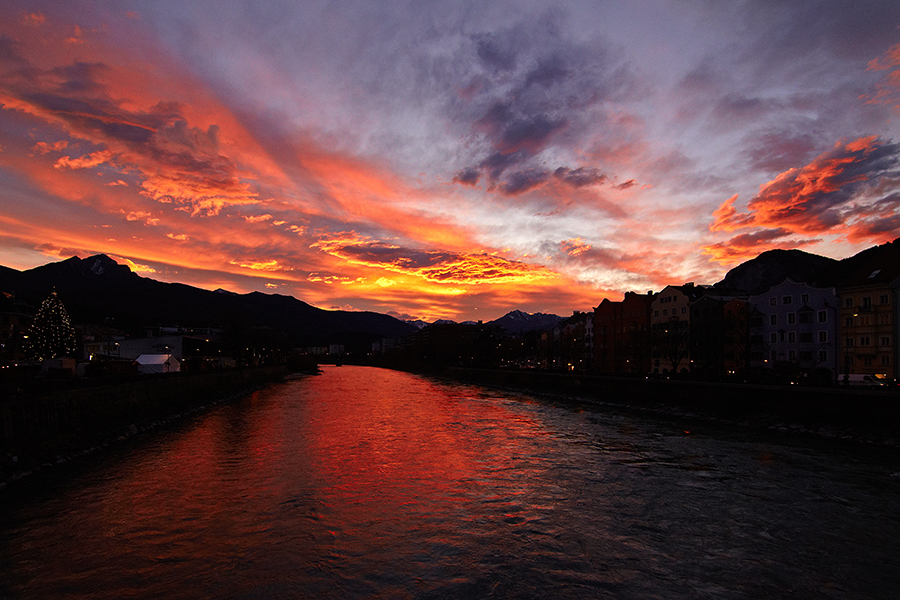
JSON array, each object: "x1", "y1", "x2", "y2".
[{"x1": 24, "y1": 291, "x2": 77, "y2": 361}]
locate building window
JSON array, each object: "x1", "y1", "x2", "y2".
[
  {"x1": 770, "y1": 314, "x2": 778, "y2": 325},
  {"x1": 654, "y1": 310, "x2": 659, "y2": 317},
  {"x1": 799, "y1": 312, "x2": 812, "y2": 324},
  {"x1": 879, "y1": 314, "x2": 892, "y2": 325},
  {"x1": 788, "y1": 332, "x2": 796, "y2": 343},
  {"x1": 801, "y1": 294, "x2": 809, "y2": 304},
  {"x1": 860, "y1": 336, "x2": 870, "y2": 346},
  {"x1": 770, "y1": 333, "x2": 778, "y2": 343},
  {"x1": 780, "y1": 331, "x2": 785, "y2": 342},
  {"x1": 662, "y1": 309, "x2": 667, "y2": 316},
  {"x1": 681, "y1": 307, "x2": 686, "y2": 315},
  {"x1": 864, "y1": 357, "x2": 873, "y2": 366},
  {"x1": 789, "y1": 350, "x2": 796, "y2": 360},
  {"x1": 818, "y1": 311, "x2": 827, "y2": 323},
  {"x1": 788, "y1": 313, "x2": 796, "y2": 324},
  {"x1": 844, "y1": 297, "x2": 854, "y2": 307},
  {"x1": 846, "y1": 338, "x2": 854, "y2": 347},
  {"x1": 883, "y1": 355, "x2": 892, "y2": 366},
  {"x1": 863, "y1": 297, "x2": 872, "y2": 309},
  {"x1": 783, "y1": 296, "x2": 792, "y2": 305},
  {"x1": 770, "y1": 297, "x2": 777, "y2": 306},
  {"x1": 881, "y1": 336, "x2": 891, "y2": 347},
  {"x1": 800, "y1": 351, "x2": 812, "y2": 361},
  {"x1": 845, "y1": 317, "x2": 854, "y2": 327},
  {"x1": 800, "y1": 332, "x2": 813, "y2": 343},
  {"x1": 845, "y1": 355, "x2": 854, "y2": 367},
  {"x1": 818, "y1": 350, "x2": 827, "y2": 363},
  {"x1": 818, "y1": 331, "x2": 828, "y2": 343},
  {"x1": 880, "y1": 294, "x2": 890, "y2": 305}
]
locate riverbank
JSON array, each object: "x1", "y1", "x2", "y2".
[
  {"x1": 438, "y1": 367, "x2": 900, "y2": 446},
  {"x1": 0, "y1": 366, "x2": 287, "y2": 489}
]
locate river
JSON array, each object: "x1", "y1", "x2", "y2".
[{"x1": 2, "y1": 365, "x2": 900, "y2": 599}]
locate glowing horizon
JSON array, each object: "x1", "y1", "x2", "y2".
[{"x1": 1, "y1": 2, "x2": 898, "y2": 322}]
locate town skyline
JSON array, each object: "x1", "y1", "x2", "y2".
[{"x1": 1, "y1": 1, "x2": 899, "y2": 323}]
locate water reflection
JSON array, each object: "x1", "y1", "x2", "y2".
[{"x1": 2, "y1": 366, "x2": 900, "y2": 599}]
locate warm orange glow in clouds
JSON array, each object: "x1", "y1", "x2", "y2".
[
  {"x1": 0, "y1": 3, "x2": 898, "y2": 321},
  {"x1": 312, "y1": 234, "x2": 554, "y2": 286},
  {"x1": 704, "y1": 137, "x2": 900, "y2": 265}
]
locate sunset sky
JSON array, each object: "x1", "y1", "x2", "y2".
[{"x1": 1, "y1": 1, "x2": 899, "y2": 322}]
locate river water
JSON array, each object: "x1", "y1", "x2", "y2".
[{"x1": 2, "y1": 366, "x2": 900, "y2": 599}]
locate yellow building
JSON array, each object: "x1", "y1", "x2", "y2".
[{"x1": 837, "y1": 242, "x2": 900, "y2": 379}]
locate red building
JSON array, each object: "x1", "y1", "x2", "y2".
[{"x1": 593, "y1": 291, "x2": 654, "y2": 374}]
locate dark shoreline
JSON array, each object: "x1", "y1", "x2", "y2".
[
  {"x1": 0, "y1": 367, "x2": 287, "y2": 490},
  {"x1": 430, "y1": 367, "x2": 900, "y2": 447}
]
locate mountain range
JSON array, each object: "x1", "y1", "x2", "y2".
[
  {"x1": 0, "y1": 255, "x2": 416, "y2": 347},
  {"x1": 1, "y1": 238, "x2": 897, "y2": 345}
]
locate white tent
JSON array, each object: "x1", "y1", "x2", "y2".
[{"x1": 135, "y1": 353, "x2": 181, "y2": 374}]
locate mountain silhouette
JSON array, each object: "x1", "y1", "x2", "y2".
[{"x1": 0, "y1": 255, "x2": 416, "y2": 346}]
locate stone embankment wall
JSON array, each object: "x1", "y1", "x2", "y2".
[
  {"x1": 1, "y1": 367, "x2": 285, "y2": 457},
  {"x1": 445, "y1": 368, "x2": 900, "y2": 433}
]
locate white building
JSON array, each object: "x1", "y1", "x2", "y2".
[
  {"x1": 749, "y1": 278, "x2": 839, "y2": 384},
  {"x1": 135, "y1": 353, "x2": 180, "y2": 374}
]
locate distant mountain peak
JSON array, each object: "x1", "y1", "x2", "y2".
[
  {"x1": 489, "y1": 310, "x2": 563, "y2": 334},
  {"x1": 85, "y1": 254, "x2": 121, "y2": 275},
  {"x1": 714, "y1": 248, "x2": 838, "y2": 295}
]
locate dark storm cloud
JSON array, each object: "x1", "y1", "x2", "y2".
[
  {"x1": 742, "y1": 129, "x2": 817, "y2": 173},
  {"x1": 0, "y1": 35, "x2": 26, "y2": 66},
  {"x1": 497, "y1": 168, "x2": 550, "y2": 196},
  {"x1": 553, "y1": 167, "x2": 606, "y2": 188},
  {"x1": 452, "y1": 167, "x2": 480, "y2": 186},
  {"x1": 523, "y1": 54, "x2": 570, "y2": 89},
  {"x1": 449, "y1": 10, "x2": 639, "y2": 197},
  {"x1": 474, "y1": 34, "x2": 517, "y2": 72}
]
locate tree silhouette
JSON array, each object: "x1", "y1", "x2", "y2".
[{"x1": 24, "y1": 291, "x2": 77, "y2": 361}]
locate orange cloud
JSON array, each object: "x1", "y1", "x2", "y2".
[
  {"x1": 312, "y1": 234, "x2": 554, "y2": 285},
  {"x1": 705, "y1": 136, "x2": 900, "y2": 263},
  {"x1": 864, "y1": 43, "x2": 900, "y2": 108}
]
